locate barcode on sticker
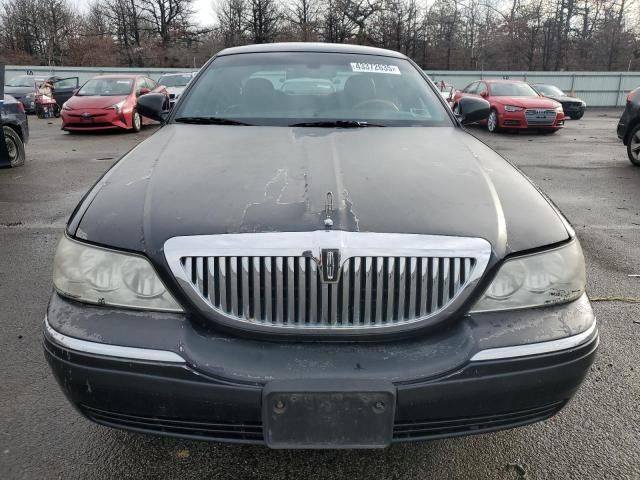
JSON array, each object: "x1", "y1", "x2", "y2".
[{"x1": 350, "y1": 63, "x2": 401, "y2": 75}]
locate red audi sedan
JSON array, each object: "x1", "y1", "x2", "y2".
[
  {"x1": 453, "y1": 80, "x2": 565, "y2": 133},
  {"x1": 61, "y1": 75, "x2": 168, "y2": 132}
]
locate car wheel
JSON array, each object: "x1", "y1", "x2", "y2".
[
  {"x1": 487, "y1": 109, "x2": 499, "y2": 133},
  {"x1": 570, "y1": 112, "x2": 584, "y2": 120},
  {"x1": 131, "y1": 111, "x2": 142, "y2": 133},
  {"x1": 3, "y1": 126, "x2": 26, "y2": 168},
  {"x1": 626, "y1": 124, "x2": 640, "y2": 166}
]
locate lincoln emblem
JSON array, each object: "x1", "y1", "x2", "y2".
[{"x1": 320, "y1": 249, "x2": 341, "y2": 283}]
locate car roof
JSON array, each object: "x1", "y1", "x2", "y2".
[
  {"x1": 217, "y1": 42, "x2": 407, "y2": 59},
  {"x1": 484, "y1": 79, "x2": 527, "y2": 84},
  {"x1": 89, "y1": 75, "x2": 142, "y2": 80}
]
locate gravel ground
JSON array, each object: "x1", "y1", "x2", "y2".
[{"x1": 0, "y1": 112, "x2": 638, "y2": 479}]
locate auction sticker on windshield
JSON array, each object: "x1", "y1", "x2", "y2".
[{"x1": 350, "y1": 63, "x2": 401, "y2": 75}]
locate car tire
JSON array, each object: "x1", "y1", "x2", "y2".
[
  {"x1": 487, "y1": 109, "x2": 499, "y2": 133},
  {"x1": 3, "y1": 126, "x2": 26, "y2": 168},
  {"x1": 626, "y1": 124, "x2": 640, "y2": 166},
  {"x1": 570, "y1": 112, "x2": 584, "y2": 120},
  {"x1": 131, "y1": 111, "x2": 142, "y2": 133}
]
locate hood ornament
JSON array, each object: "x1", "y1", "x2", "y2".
[{"x1": 324, "y1": 191, "x2": 334, "y2": 229}]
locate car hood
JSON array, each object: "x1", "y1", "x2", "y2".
[
  {"x1": 492, "y1": 96, "x2": 560, "y2": 108},
  {"x1": 546, "y1": 95, "x2": 583, "y2": 104},
  {"x1": 166, "y1": 86, "x2": 186, "y2": 95},
  {"x1": 65, "y1": 95, "x2": 128, "y2": 110},
  {"x1": 4, "y1": 86, "x2": 33, "y2": 98},
  {"x1": 71, "y1": 125, "x2": 570, "y2": 259}
]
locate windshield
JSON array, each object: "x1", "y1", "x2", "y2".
[
  {"x1": 77, "y1": 78, "x2": 133, "y2": 96},
  {"x1": 158, "y1": 74, "x2": 193, "y2": 87},
  {"x1": 490, "y1": 83, "x2": 539, "y2": 97},
  {"x1": 534, "y1": 85, "x2": 564, "y2": 97},
  {"x1": 6, "y1": 75, "x2": 42, "y2": 87},
  {"x1": 175, "y1": 52, "x2": 450, "y2": 127}
]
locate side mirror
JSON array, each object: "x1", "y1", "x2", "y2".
[
  {"x1": 479, "y1": 90, "x2": 488, "y2": 98},
  {"x1": 457, "y1": 96, "x2": 490, "y2": 125},
  {"x1": 137, "y1": 93, "x2": 169, "y2": 123}
]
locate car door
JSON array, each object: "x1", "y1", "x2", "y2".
[
  {"x1": 454, "y1": 81, "x2": 478, "y2": 104},
  {"x1": 51, "y1": 77, "x2": 79, "y2": 106}
]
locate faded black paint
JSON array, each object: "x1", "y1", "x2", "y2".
[{"x1": 69, "y1": 124, "x2": 569, "y2": 270}]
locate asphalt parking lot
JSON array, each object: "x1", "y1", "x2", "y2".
[{"x1": 1, "y1": 112, "x2": 639, "y2": 479}]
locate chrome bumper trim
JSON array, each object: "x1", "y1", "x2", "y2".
[
  {"x1": 44, "y1": 316, "x2": 186, "y2": 364},
  {"x1": 470, "y1": 320, "x2": 598, "y2": 361}
]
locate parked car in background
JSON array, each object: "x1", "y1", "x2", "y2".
[
  {"x1": 435, "y1": 81, "x2": 455, "y2": 106},
  {"x1": 532, "y1": 84, "x2": 586, "y2": 120},
  {"x1": 157, "y1": 72, "x2": 197, "y2": 108},
  {"x1": 1, "y1": 95, "x2": 29, "y2": 168},
  {"x1": 4, "y1": 74, "x2": 79, "y2": 113},
  {"x1": 45, "y1": 43, "x2": 597, "y2": 450},
  {"x1": 453, "y1": 79, "x2": 565, "y2": 133},
  {"x1": 616, "y1": 87, "x2": 640, "y2": 166},
  {"x1": 60, "y1": 75, "x2": 168, "y2": 133}
]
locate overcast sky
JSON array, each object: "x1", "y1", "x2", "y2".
[{"x1": 193, "y1": 0, "x2": 216, "y2": 25}]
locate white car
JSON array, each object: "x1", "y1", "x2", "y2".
[{"x1": 157, "y1": 72, "x2": 197, "y2": 108}]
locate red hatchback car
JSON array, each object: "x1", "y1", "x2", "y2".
[
  {"x1": 61, "y1": 75, "x2": 168, "y2": 132},
  {"x1": 453, "y1": 80, "x2": 565, "y2": 133}
]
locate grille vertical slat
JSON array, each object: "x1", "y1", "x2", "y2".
[
  {"x1": 441, "y1": 258, "x2": 450, "y2": 307},
  {"x1": 375, "y1": 257, "x2": 384, "y2": 323},
  {"x1": 309, "y1": 260, "x2": 317, "y2": 324},
  {"x1": 241, "y1": 257, "x2": 250, "y2": 319},
  {"x1": 396, "y1": 259, "x2": 406, "y2": 322},
  {"x1": 181, "y1": 254, "x2": 477, "y2": 331},
  {"x1": 386, "y1": 258, "x2": 395, "y2": 323},
  {"x1": 363, "y1": 257, "x2": 372, "y2": 325},
  {"x1": 251, "y1": 258, "x2": 261, "y2": 320},
  {"x1": 342, "y1": 260, "x2": 351, "y2": 325},
  {"x1": 219, "y1": 258, "x2": 228, "y2": 312},
  {"x1": 286, "y1": 257, "x2": 295, "y2": 324},
  {"x1": 352, "y1": 258, "x2": 362, "y2": 324},
  {"x1": 297, "y1": 258, "x2": 306, "y2": 324},
  {"x1": 430, "y1": 258, "x2": 439, "y2": 313},
  {"x1": 419, "y1": 259, "x2": 428, "y2": 317},
  {"x1": 275, "y1": 257, "x2": 284, "y2": 326},
  {"x1": 229, "y1": 257, "x2": 239, "y2": 316},
  {"x1": 264, "y1": 258, "x2": 273, "y2": 323}
]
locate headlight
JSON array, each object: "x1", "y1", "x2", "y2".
[
  {"x1": 53, "y1": 236, "x2": 182, "y2": 312},
  {"x1": 107, "y1": 100, "x2": 126, "y2": 114},
  {"x1": 555, "y1": 105, "x2": 563, "y2": 113},
  {"x1": 62, "y1": 102, "x2": 72, "y2": 111},
  {"x1": 471, "y1": 240, "x2": 585, "y2": 312},
  {"x1": 504, "y1": 105, "x2": 524, "y2": 112},
  {"x1": 581, "y1": 101, "x2": 587, "y2": 107}
]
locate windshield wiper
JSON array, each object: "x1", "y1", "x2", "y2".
[
  {"x1": 289, "y1": 120, "x2": 386, "y2": 128},
  {"x1": 174, "y1": 116, "x2": 252, "y2": 126}
]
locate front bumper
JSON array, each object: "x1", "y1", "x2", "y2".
[
  {"x1": 44, "y1": 293, "x2": 598, "y2": 447},
  {"x1": 61, "y1": 109, "x2": 131, "y2": 131},
  {"x1": 498, "y1": 111, "x2": 565, "y2": 129}
]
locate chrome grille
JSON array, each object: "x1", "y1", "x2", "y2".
[
  {"x1": 165, "y1": 232, "x2": 491, "y2": 335},
  {"x1": 180, "y1": 255, "x2": 475, "y2": 327},
  {"x1": 525, "y1": 109, "x2": 557, "y2": 126}
]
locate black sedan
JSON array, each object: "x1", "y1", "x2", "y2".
[
  {"x1": 617, "y1": 86, "x2": 640, "y2": 166},
  {"x1": 532, "y1": 84, "x2": 587, "y2": 119},
  {"x1": 44, "y1": 43, "x2": 598, "y2": 449},
  {"x1": 1, "y1": 95, "x2": 28, "y2": 168}
]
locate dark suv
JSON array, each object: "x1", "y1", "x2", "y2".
[
  {"x1": 617, "y1": 87, "x2": 640, "y2": 166},
  {"x1": 44, "y1": 43, "x2": 598, "y2": 449}
]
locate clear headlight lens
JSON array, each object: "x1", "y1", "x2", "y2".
[
  {"x1": 471, "y1": 240, "x2": 585, "y2": 312},
  {"x1": 555, "y1": 105, "x2": 564, "y2": 113},
  {"x1": 53, "y1": 236, "x2": 182, "y2": 312},
  {"x1": 62, "y1": 102, "x2": 73, "y2": 111},
  {"x1": 107, "y1": 100, "x2": 126, "y2": 114},
  {"x1": 504, "y1": 105, "x2": 524, "y2": 112}
]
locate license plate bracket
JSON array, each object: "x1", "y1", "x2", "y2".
[{"x1": 263, "y1": 379, "x2": 396, "y2": 449}]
